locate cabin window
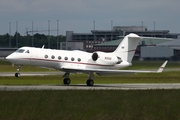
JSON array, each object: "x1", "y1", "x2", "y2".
[
  {"x1": 77, "y1": 58, "x2": 81, "y2": 62},
  {"x1": 44, "y1": 55, "x2": 48, "y2": 58},
  {"x1": 65, "y1": 57, "x2": 68, "y2": 60},
  {"x1": 71, "y1": 57, "x2": 75, "y2": 61},
  {"x1": 51, "y1": 55, "x2": 55, "y2": 59},
  {"x1": 58, "y1": 56, "x2": 61, "y2": 60}
]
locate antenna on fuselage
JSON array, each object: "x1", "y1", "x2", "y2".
[{"x1": 42, "y1": 45, "x2": 45, "y2": 49}]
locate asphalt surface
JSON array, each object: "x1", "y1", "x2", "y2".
[
  {"x1": 0, "y1": 69, "x2": 180, "y2": 91},
  {"x1": 0, "y1": 84, "x2": 180, "y2": 91},
  {"x1": 0, "y1": 72, "x2": 64, "y2": 76}
]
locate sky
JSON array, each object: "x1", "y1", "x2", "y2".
[{"x1": 0, "y1": 0, "x2": 180, "y2": 36}]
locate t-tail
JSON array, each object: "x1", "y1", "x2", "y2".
[{"x1": 113, "y1": 33, "x2": 141, "y2": 63}]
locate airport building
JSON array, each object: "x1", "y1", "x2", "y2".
[
  {"x1": 60, "y1": 26, "x2": 180, "y2": 60},
  {"x1": 141, "y1": 40, "x2": 180, "y2": 60},
  {"x1": 66, "y1": 26, "x2": 178, "y2": 42},
  {"x1": 61, "y1": 26, "x2": 179, "y2": 51}
]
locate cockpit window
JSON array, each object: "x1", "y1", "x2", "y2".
[{"x1": 16, "y1": 49, "x2": 25, "y2": 53}]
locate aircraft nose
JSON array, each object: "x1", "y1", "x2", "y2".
[
  {"x1": 6, "y1": 54, "x2": 15, "y2": 62},
  {"x1": 6, "y1": 55, "x2": 11, "y2": 60},
  {"x1": 6, "y1": 55, "x2": 11, "y2": 61},
  {"x1": 6, "y1": 53, "x2": 20, "y2": 64}
]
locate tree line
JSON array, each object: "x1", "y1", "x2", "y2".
[{"x1": 0, "y1": 32, "x2": 66, "y2": 49}]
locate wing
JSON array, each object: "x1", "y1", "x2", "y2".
[{"x1": 61, "y1": 60, "x2": 168, "y2": 75}]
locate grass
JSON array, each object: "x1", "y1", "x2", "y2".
[
  {"x1": 0, "y1": 60, "x2": 180, "y2": 85},
  {"x1": 1, "y1": 60, "x2": 180, "y2": 119},
  {"x1": 0, "y1": 90, "x2": 180, "y2": 120},
  {"x1": 0, "y1": 71, "x2": 180, "y2": 85}
]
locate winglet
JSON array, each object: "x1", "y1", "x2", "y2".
[{"x1": 157, "y1": 60, "x2": 168, "y2": 73}]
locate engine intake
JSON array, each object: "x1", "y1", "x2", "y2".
[
  {"x1": 91, "y1": 52, "x2": 122, "y2": 65},
  {"x1": 92, "y1": 52, "x2": 98, "y2": 61}
]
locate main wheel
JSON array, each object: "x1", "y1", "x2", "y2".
[
  {"x1": 63, "y1": 78, "x2": 71, "y2": 85},
  {"x1": 15, "y1": 73, "x2": 20, "y2": 77},
  {"x1": 86, "y1": 79, "x2": 94, "y2": 86}
]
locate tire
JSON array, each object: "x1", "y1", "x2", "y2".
[
  {"x1": 63, "y1": 78, "x2": 71, "y2": 85},
  {"x1": 15, "y1": 73, "x2": 19, "y2": 77},
  {"x1": 86, "y1": 79, "x2": 94, "y2": 86}
]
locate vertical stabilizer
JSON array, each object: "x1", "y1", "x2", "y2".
[{"x1": 113, "y1": 33, "x2": 141, "y2": 63}]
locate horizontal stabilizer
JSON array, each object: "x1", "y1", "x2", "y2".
[{"x1": 118, "y1": 35, "x2": 174, "y2": 41}]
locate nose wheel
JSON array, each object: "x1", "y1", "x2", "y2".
[
  {"x1": 15, "y1": 65, "x2": 22, "y2": 77},
  {"x1": 15, "y1": 73, "x2": 20, "y2": 77}
]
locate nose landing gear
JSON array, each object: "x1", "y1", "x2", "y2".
[{"x1": 15, "y1": 65, "x2": 22, "y2": 77}]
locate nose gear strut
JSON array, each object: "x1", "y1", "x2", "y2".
[{"x1": 15, "y1": 65, "x2": 22, "y2": 77}]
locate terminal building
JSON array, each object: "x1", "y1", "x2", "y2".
[
  {"x1": 60, "y1": 26, "x2": 180, "y2": 60},
  {"x1": 66, "y1": 26, "x2": 177, "y2": 42},
  {"x1": 61, "y1": 26, "x2": 179, "y2": 51}
]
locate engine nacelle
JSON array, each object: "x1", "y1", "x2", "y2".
[{"x1": 92, "y1": 52, "x2": 122, "y2": 65}]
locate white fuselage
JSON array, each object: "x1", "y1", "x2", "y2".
[
  {"x1": 5, "y1": 33, "x2": 168, "y2": 86},
  {"x1": 6, "y1": 47, "x2": 131, "y2": 71}
]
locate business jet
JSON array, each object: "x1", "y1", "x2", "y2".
[{"x1": 6, "y1": 33, "x2": 168, "y2": 86}]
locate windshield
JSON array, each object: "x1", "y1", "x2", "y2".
[
  {"x1": 15, "y1": 49, "x2": 30, "y2": 53},
  {"x1": 15, "y1": 49, "x2": 25, "y2": 53}
]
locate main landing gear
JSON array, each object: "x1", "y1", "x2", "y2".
[
  {"x1": 86, "y1": 72, "x2": 94, "y2": 86},
  {"x1": 63, "y1": 72, "x2": 94, "y2": 86},
  {"x1": 15, "y1": 65, "x2": 22, "y2": 77},
  {"x1": 63, "y1": 72, "x2": 71, "y2": 85}
]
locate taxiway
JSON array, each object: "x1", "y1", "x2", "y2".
[
  {"x1": 0, "y1": 84, "x2": 180, "y2": 91},
  {"x1": 0, "y1": 72, "x2": 63, "y2": 76},
  {"x1": 1, "y1": 71, "x2": 180, "y2": 91}
]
